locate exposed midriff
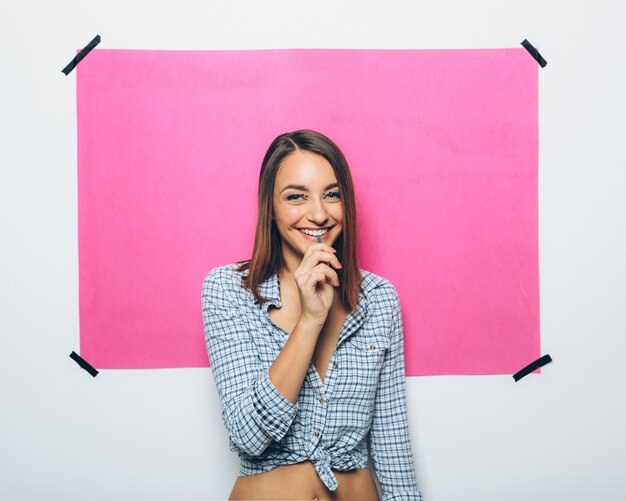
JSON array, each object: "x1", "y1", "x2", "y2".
[{"x1": 228, "y1": 460, "x2": 379, "y2": 500}]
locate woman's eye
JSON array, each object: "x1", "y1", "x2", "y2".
[{"x1": 286, "y1": 191, "x2": 340, "y2": 201}]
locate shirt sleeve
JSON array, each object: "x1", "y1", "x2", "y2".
[
  {"x1": 369, "y1": 286, "x2": 424, "y2": 501},
  {"x1": 201, "y1": 268, "x2": 299, "y2": 457}
]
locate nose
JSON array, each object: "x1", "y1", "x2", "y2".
[{"x1": 308, "y1": 196, "x2": 329, "y2": 224}]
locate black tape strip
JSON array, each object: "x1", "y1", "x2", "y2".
[
  {"x1": 513, "y1": 354, "x2": 552, "y2": 381},
  {"x1": 521, "y1": 39, "x2": 547, "y2": 68},
  {"x1": 62, "y1": 35, "x2": 101, "y2": 75},
  {"x1": 70, "y1": 351, "x2": 99, "y2": 377}
]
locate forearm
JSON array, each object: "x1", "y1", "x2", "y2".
[
  {"x1": 269, "y1": 317, "x2": 321, "y2": 404},
  {"x1": 204, "y1": 267, "x2": 326, "y2": 457}
]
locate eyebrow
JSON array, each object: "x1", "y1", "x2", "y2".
[{"x1": 280, "y1": 182, "x2": 339, "y2": 194}]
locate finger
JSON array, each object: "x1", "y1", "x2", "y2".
[
  {"x1": 296, "y1": 263, "x2": 339, "y2": 290},
  {"x1": 301, "y1": 249, "x2": 342, "y2": 271},
  {"x1": 303, "y1": 242, "x2": 336, "y2": 257},
  {"x1": 311, "y1": 263, "x2": 340, "y2": 286},
  {"x1": 298, "y1": 269, "x2": 327, "y2": 294}
]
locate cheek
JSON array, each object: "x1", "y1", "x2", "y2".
[
  {"x1": 329, "y1": 205, "x2": 343, "y2": 222},
  {"x1": 274, "y1": 205, "x2": 304, "y2": 224},
  {"x1": 284, "y1": 206, "x2": 304, "y2": 220}
]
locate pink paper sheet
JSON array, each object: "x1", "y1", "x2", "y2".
[{"x1": 77, "y1": 48, "x2": 539, "y2": 375}]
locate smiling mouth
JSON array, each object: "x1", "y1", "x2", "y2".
[{"x1": 296, "y1": 227, "x2": 333, "y2": 240}]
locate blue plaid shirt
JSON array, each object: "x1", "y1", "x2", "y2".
[{"x1": 202, "y1": 263, "x2": 423, "y2": 501}]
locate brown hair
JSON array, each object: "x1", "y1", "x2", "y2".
[{"x1": 234, "y1": 129, "x2": 362, "y2": 312}]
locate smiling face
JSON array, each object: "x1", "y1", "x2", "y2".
[{"x1": 272, "y1": 150, "x2": 343, "y2": 271}]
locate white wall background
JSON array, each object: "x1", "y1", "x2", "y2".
[{"x1": 1, "y1": 1, "x2": 625, "y2": 499}]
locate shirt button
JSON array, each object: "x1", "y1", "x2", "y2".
[
  {"x1": 333, "y1": 362, "x2": 339, "y2": 369},
  {"x1": 370, "y1": 344, "x2": 376, "y2": 350},
  {"x1": 319, "y1": 397, "x2": 325, "y2": 404},
  {"x1": 313, "y1": 431, "x2": 320, "y2": 437}
]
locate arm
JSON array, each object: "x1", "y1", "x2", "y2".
[
  {"x1": 369, "y1": 287, "x2": 424, "y2": 501},
  {"x1": 202, "y1": 268, "x2": 320, "y2": 457}
]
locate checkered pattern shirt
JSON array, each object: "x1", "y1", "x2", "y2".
[{"x1": 202, "y1": 263, "x2": 423, "y2": 500}]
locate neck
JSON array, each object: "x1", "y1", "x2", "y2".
[{"x1": 279, "y1": 267, "x2": 297, "y2": 288}]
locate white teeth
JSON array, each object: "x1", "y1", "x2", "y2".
[{"x1": 298, "y1": 228, "x2": 329, "y2": 236}]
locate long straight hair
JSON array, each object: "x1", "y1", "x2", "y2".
[{"x1": 235, "y1": 129, "x2": 362, "y2": 312}]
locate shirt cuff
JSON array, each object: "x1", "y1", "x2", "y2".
[
  {"x1": 383, "y1": 491, "x2": 424, "y2": 501},
  {"x1": 251, "y1": 369, "x2": 299, "y2": 442}
]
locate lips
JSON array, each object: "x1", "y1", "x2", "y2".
[
  {"x1": 296, "y1": 226, "x2": 333, "y2": 231},
  {"x1": 296, "y1": 227, "x2": 332, "y2": 241}
]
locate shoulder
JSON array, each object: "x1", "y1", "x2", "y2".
[
  {"x1": 359, "y1": 268, "x2": 399, "y2": 298},
  {"x1": 202, "y1": 262, "x2": 249, "y2": 304},
  {"x1": 204, "y1": 262, "x2": 246, "y2": 283},
  {"x1": 359, "y1": 268, "x2": 400, "y2": 308}
]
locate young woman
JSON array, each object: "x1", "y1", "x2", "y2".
[{"x1": 202, "y1": 130, "x2": 423, "y2": 501}]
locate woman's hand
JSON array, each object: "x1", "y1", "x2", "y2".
[{"x1": 294, "y1": 243, "x2": 342, "y2": 328}]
